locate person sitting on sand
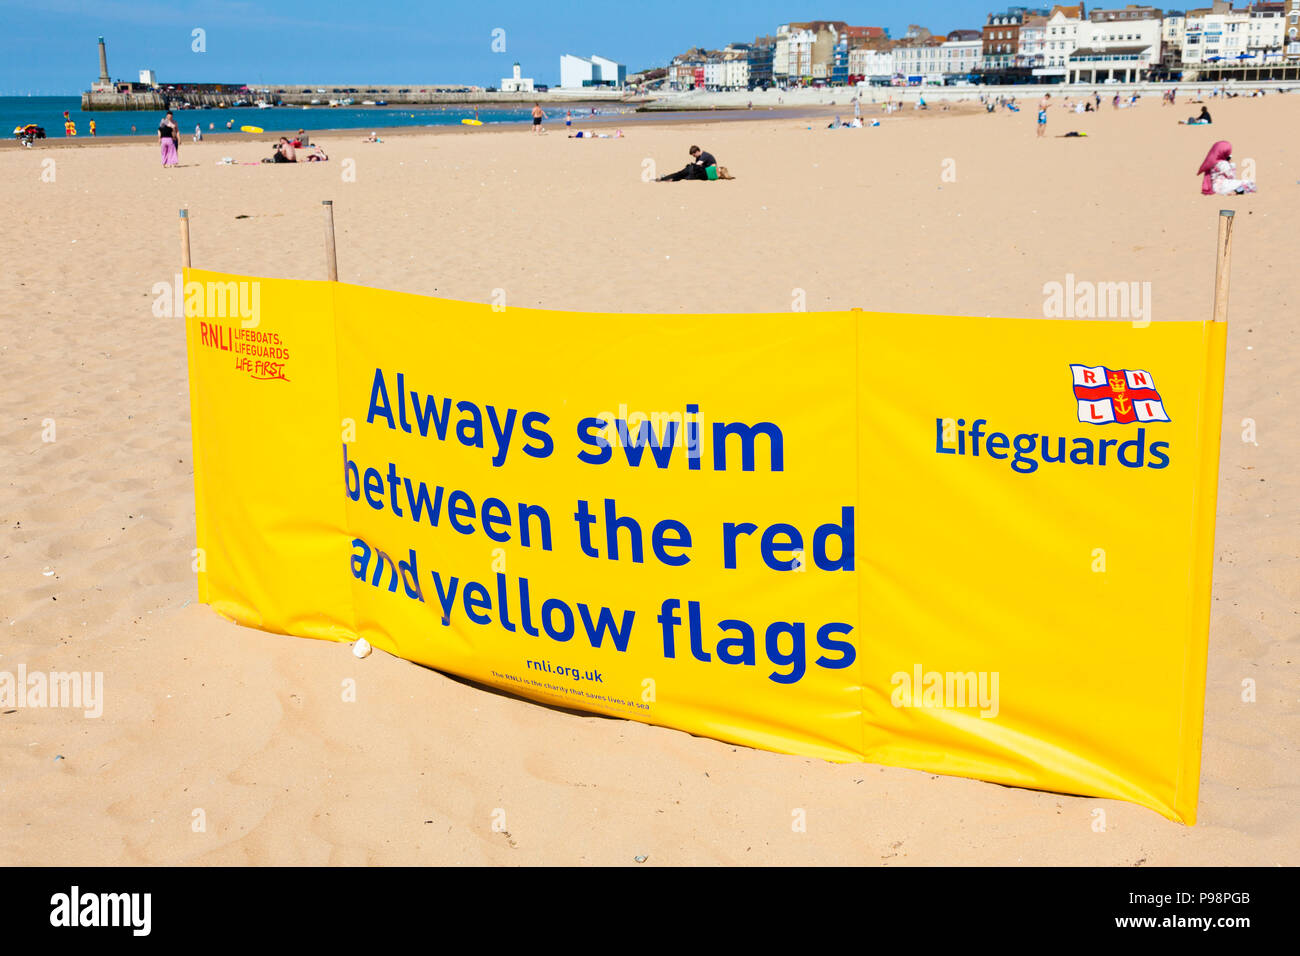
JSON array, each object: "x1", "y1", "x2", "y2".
[
  {"x1": 294, "y1": 129, "x2": 310, "y2": 147},
  {"x1": 1198, "y1": 141, "x2": 1256, "y2": 195},
  {"x1": 1181, "y1": 106, "x2": 1212, "y2": 126},
  {"x1": 272, "y1": 137, "x2": 296, "y2": 163},
  {"x1": 656, "y1": 145, "x2": 716, "y2": 181},
  {"x1": 362, "y1": 131, "x2": 381, "y2": 143}
]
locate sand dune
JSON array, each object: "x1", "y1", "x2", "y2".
[{"x1": 1, "y1": 95, "x2": 1295, "y2": 864}]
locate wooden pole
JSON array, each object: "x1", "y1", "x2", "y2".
[
  {"x1": 1212, "y1": 209, "x2": 1235, "y2": 324},
  {"x1": 179, "y1": 208, "x2": 191, "y2": 269},
  {"x1": 322, "y1": 200, "x2": 338, "y2": 281}
]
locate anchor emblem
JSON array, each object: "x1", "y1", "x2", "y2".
[{"x1": 1108, "y1": 372, "x2": 1131, "y2": 416}]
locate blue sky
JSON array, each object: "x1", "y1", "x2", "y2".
[{"x1": 0, "y1": 0, "x2": 999, "y2": 94}]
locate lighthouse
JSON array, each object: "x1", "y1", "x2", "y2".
[
  {"x1": 93, "y1": 36, "x2": 113, "y2": 91},
  {"x1": 501, "y1": 61, "x2": 534, "y2": 92}
]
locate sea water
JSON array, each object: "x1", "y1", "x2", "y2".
[{"x1": 3, "y1": 95, "x2": 626, "y2": 138}]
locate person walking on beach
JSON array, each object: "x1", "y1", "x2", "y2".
[
  {"x1": 1037, "y1": 93, "x2": 1050, "y2": 138},
  {"x1": 159, "y1": 111, "x2": 179, "y2": 167},
  {"x1": 531, "y1": 102, "x2": 546, "y2": 134}
]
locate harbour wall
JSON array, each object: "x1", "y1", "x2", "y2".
[{"x1": 82, "y1": 88, "x2": 635, "y2": 111}]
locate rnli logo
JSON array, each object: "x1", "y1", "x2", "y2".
[{"x1": 1071, "y1": 364, "x2": 1170, "y2": 425}]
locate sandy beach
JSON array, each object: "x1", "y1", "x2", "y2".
[{"x1": 1, "y1": 94, "x2": 1295, "y2": 865}]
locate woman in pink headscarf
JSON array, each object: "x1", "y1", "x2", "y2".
[{"x1": 1197, "y1": 141, "x2": 1255, "y2": 195}]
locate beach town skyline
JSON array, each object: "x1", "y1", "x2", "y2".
[
  {"x1": 7, "y1": 0, "x2": 1300, "y2": 96},
  {"x1": 0, "y1": 0, "x2": 960, "y2": 95}
]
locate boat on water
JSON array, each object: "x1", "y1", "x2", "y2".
[{"x1": 374, "y1": 100, "x2": 388, "y2": 106}]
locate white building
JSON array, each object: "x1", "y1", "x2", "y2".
[
  {"x1": 894, "y1": 36, "x2": 946, "y2": 82},
  {"x1": 1182, "y1": 2, "x2": 1251, "y2": 64},
  {"x1": 703, "y1": 55, "x2": 726, "y2": 89},
  {"x1": 559, "y1": 53, "x2": 625, "y2": 89},
  {"x1": 1020, "y1": 15, "x2": 1048, "y2": 64},
  {"x1": 774, "y1": 24, "x2": 817, "y2": 81},
  {"x1": 848, "y1": 46, "x2": 895, "y2": 79},
  {"x1": 720, "y1": 48, "x2": 751, "y2": 89},
  {"x1": 139, "y1": 69, "x2": 157, "y2": 86},
  {"x1": 1178, "y1": 1, "x2": 1287, "y2": 66},
  {"x1": 1066, "y1": 7, "x2": 1164, "y2": 82},
  {"x1": 500, "y1": 62, "x2": 534, "y2": 92},
  {"x1": 1247, "y1": 2, "x2": 1286, "y2": 61},
  {"x1": 591, "y1": 54, "x2": 626, "y2": 86},
  {"x1": 1162, "y1": 11, "x2": 1187, "y2": 65},
  {"x1": 1044, "y1": 4, "x2": 1087, "y2": 68},
  {"x1": 942, "y1": 31, "x2": 984, "y2": 76},
  {"x1": 1289, "y1": 0, "x2": 1300, "y2": 57}
]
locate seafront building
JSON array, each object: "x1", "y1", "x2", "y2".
[
  {"x1": 1045, "y1": 4, "x2": 1089, "y2": 70},
  {"x1": 660, "y1": 2, "x2": 1295, "y2": 88},
  {"x1": 1021, "y1": 14, "x2": 1051, "y2": 72},
  {"x1": 558, "y1": 54, "x2": 625, "y2": 89},
  {"x1": 847, "y1": 38, "x2": 896, "y2": 82},
  {"x1": 943, "y1": 30, "x2": 987, "y2": 77},
  {"x1": 1065, "y1": 6, "x2": 1165, "y2": 83}
]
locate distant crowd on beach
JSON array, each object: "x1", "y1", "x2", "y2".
[{"x1": 145, "y1": 90, "x2": 1259, "y2": 197}]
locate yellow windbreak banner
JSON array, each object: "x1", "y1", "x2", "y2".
[{"x1": 182, "y1": 269, "x2": 1226, "y2": 823}]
